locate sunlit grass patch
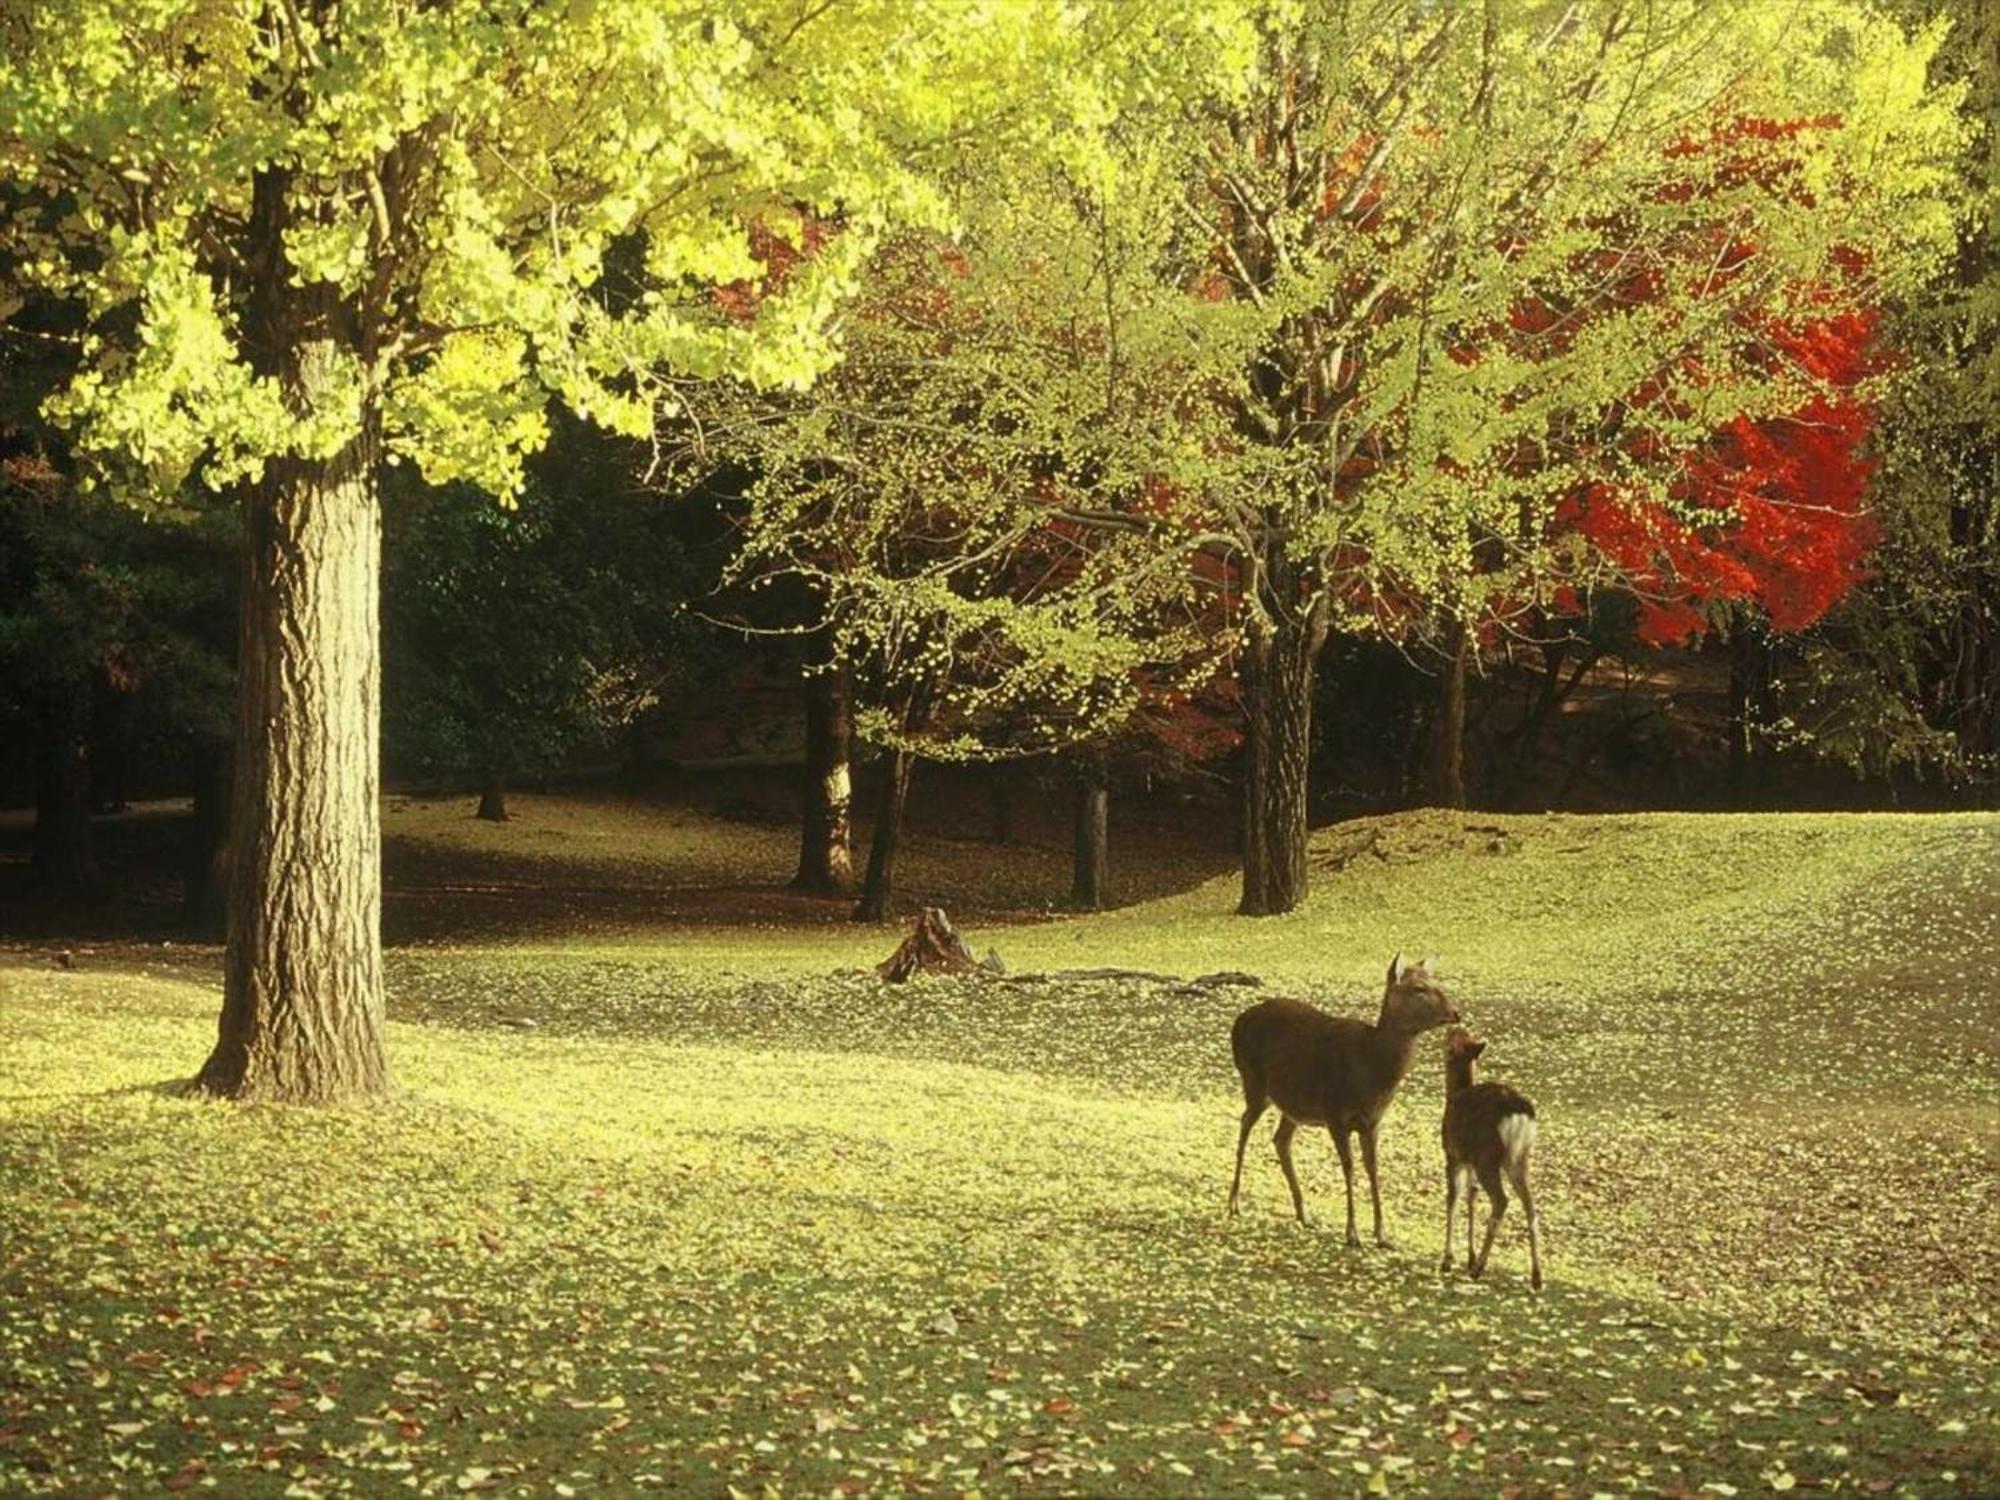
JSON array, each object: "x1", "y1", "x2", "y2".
[{"x1": 2, "y1": 809, "x2": 1995, "y2": 1495}]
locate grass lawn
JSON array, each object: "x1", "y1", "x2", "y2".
[{"x1": 2, "y1": 800, "x2": 1996, "y2": 1497}]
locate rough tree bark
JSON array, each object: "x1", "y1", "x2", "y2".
[
  {"x1": 198, "y1": 215, "x2": 390, "y2": 1100},
  {"x1": 1238, "y1": 580, "x2": 1328, "y2": 917},
  {"x1": 477, "y1": 767, "x2": 510, "y2": 822},
  {"x1": 852, "y1": 747, "x2": 913, "y2": 922},
  {"x1": 1426, "y1": 615, "x2": 1469, "y2": 808},
  {"x1": 875, "y1": 906, "x2": 984, "y2": 982},
  {"x1": 791, "y1": 648, "x2": 854, "y2": 895},
  {"x1": 1070, "y1": 753, "x2": 1109, "y2": 911}
]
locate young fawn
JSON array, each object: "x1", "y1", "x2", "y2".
[
  {"x1": 1228, "y1": 954, "x2": 1461, "y2": 1247},
  {"x1": 1440, "y1": 1027, "x2": 1544, "y2": 1290}
]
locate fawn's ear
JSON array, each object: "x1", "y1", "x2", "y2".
[
  {"x1": 1388, "y1": 952, "x2": 1406, "y2": 985},
  {"x1": 1420, "y1": 953, "x2": 1438, "y2": 974},
  {"x1": 1470, "y1": 1040, "x2": 1487, "y2": 1059}
]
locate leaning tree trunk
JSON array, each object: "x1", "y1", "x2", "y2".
[
  {"x1": 1425, "y1": 615, "x2": 1469, "y2": 809},
  {"x1": 199, "y1": 332, "x2": 389, "y2": 1103},
  {"x1": 1070, "y1": 753, "x2": 1109, "y2": 911},
  {"x1": 791, "y1": 652, "x2": 854, "y2": 895},
  {"x1": 31, "y1": 703, "x2": 99, "y2": 895},
  {"x1": 852, "y1": 748, "x2": 913, "y2": 923},
  {"x1": 476, "y1": 766, "x2": 509, "y2": 822},
  {"x1": 1238, "y1": 596, "x2": 1326, "y2": 917}
]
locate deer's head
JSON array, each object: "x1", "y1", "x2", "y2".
[
  {"x1": 1380, "y1": 952, "x2": 1461, "y2": 1033},
  {"x1": 1443, "y1": 1025, "x2": 1486, "y2": 1087}
]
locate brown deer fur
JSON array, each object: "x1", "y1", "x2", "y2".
[
  {"x1": 1441, "y1": 1027, "x2": 1543, "y2": 1290},
  {"x1": 1228, "y1": 954, "x2": 1461, "y2": 1247}
]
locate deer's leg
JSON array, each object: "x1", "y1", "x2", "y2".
[
  {"x1": 1507, "y1": 1157, "x2": 1543, "y2": 1291},
  {"x1": 1330, "y1": 1127, "x2": 1360, "y2": 1247},
  {"x1": 1273, "y1": 1117, "x2": 1308, "y2": 1224},
  {"x1": 1360, "y1": 1123, "x2": 1390, "y2": 1247},
  {"x1": 1440, "y1": 1159, "x2": 1458, "y2": 1272},
  {"x1": 1463, "y1": 1172, "x2": 1476, "y2": 1269},
  {"x1": 1470, "y1": 1163, "x2": 1507, "y2": 1278},
  {"x1": 1228, "y1": 1095, "x2": 1267, "y2": 1217}
]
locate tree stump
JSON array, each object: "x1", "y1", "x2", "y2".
[{"x1": 876, "y1": 906, "x2": 985, "y2": 983}]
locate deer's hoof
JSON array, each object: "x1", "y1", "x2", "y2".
[
  {"x1": 1438, "y1": 1254, "x2": 1454, "y2": 1273},
  {"x1": 1468, "y1": 1260, "x2": 1487, "y2": 1280},
  {"x1": 1344, "y1": 1232, "x2": 1362, "y2": 1249},
  {"x1": 1531, "y1": 1270, "x2": 1544, "y2": 1292},
  {"x1": 1374, "y1": 1235, "x2": 1395, "y2": 1250}
]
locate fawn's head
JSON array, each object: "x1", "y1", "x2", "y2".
[
  {"x1": 1380, "y1": 952, "x2": 1461, "y2": 1033},
  {"x1": 1443, "y1": 1025, "x2": 1485, "y2": 1089}
]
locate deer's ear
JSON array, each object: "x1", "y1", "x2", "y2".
[
  {"x1": 1470, "y1": 1040, "x2": 1487, "y2": 1059},
  {"x1": 1388, "y1": 952, "x2": 1405, "y2": 985},
  {"x1": 1420, "y1": 953, "x2": 1438, "y2": 974}
]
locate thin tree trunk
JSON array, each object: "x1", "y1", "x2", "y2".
[
  {"x1": 1729, "y1": 623, "x2": 1776, "y2": 806},
  {"x1": 31, "y1": 704, "x2": 99, "y2": 894},
  {"x1": 184, "y1": 738, "x2": 232, "y2": 937},
  {"x1": 852, "y1": 748, "x2": 913, "y2": 923},
  {"x1": 477, "y1": 767, "x2": 509, "y2": 822},
  {"x1": 791, "y1": 650, "x2": 854, "y2": 895},
  {"x1": 1426, "y1": 614, "x2": 1469, "y2": 808},
  {"x1": 200, "y1": 321, "x2": 390, "y2": 1102},
  {"x1": 988, "y1": 764, "x2": 1016, "y2": 844},
  {"x1": 1070, "y1": 753, "x2": 1109, "y2": 911},
  {"x1": 1238, "y1": 589, "x2": 1326, "y2": 917}
]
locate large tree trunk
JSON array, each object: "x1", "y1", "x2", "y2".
[
  {"x1": 1238, "y1": 590, "x2": 1327, "y2": 917},
  {"x1": 184, "y1": 737, "x2": 232, "y2": 937},
  {"x1": 476, "y1": 766, "x2": 509, "y2": 822},
  {"x1": 1070, "y1": 754, "x2": 1109, "y2": 911},
  {"x1": 852, "y1": 748, "x2": 913, "y2": 923},
  {"x1": 31, "y1": 703, "x2": 99, "y2": 895},
  {"x1": 199, "y1": 327, "x2": 389, "y2": 1103},
  {"x1": 791, "y1": 651, "x2": 854, "y2": 895},
  {"x1": 1425, "y1": 615, "x2": 1469, "y2": 808}
]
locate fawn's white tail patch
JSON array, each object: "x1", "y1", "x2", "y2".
[{"x1": 1496, "y1": 1111, "x2": 1536, "y2": 1166}]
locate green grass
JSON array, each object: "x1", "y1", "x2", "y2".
[{"x1": 2, "y1": 804, "x2": 1996, "y2": 1496}]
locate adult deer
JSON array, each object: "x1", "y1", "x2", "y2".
[
  {"x1": 1440, "y1": 1026, "x2": 1544, "y2": 1289},
  {"x1": 1227, "y1": 954, "x2": 1460, "y2": 1247}
]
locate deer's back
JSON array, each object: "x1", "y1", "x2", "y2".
[
  {"x1": 1444, "y1": 1081, "x2": 1537, "y2": 1166},
  {"x1": 1232, "y1": 997, "x2": 1382, "y2": 1127}
]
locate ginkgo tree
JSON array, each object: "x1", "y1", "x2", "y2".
[
  {"x1": 828, "y1": 0, "x2": 1963, "y2": 915},
  {"x1": 0, "y1": 0, "x2": 1243, "y2": 1101}
]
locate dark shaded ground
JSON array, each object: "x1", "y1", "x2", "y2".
[{"x1": 0, "y1": 766, "x2": 1238, "y2": 947}]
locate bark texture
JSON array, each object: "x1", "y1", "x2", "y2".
[
  {"x1": 200, "y1": 328, "x2": 390, "y2": 1102},
  {"x1": 791, "y1": 651, "x2": 854, "y2": 895},
  {"x1": 876, "y1": 906, "x2": 983, "y2": 982},
  {"x1": 852, "y1": 748, "x2": 913, "y2": 922},
  {"x1": 1426, "y1": 615, "x2": 1468, "y2": 809},
  {"x1": 1238, "y1": 590, "x2": 1326, "y2": 916}
]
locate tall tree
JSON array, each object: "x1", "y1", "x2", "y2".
[{"x1": 0, "y1": 0, "x2": 1188, "y2": 1100}]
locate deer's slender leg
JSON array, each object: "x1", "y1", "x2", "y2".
[
  {"x1": 1360, "y1": 1123, "x2": 1390, "y2": 1247},
  {"x1": 1471, "y1": 1164, "x2": 1507, "y2": 1278},
  {"x1": 1273, "y1": 1117, "x2": 1307, "y2": 1224},
  {"x1": 1228, "y1": 1099, "x2": 1266, "y2": 1217},
  {"x1": 1330, "y1": 1127, "x2": 1360, "y2": 1247},
  {"x1": 1464, "y1": 1171, "x2": 1476, "y2": 1269},
  {"x1": 1440, "y1": 1160, "x2": 1458, "y2": 1272},
  {"x1": 1508, "y1": 1159, "x2": 1543, "y2": 1291}
]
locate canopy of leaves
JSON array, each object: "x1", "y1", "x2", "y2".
[{"x1": 0, "y1": 0, "x2": 1257, "y2": 503}]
